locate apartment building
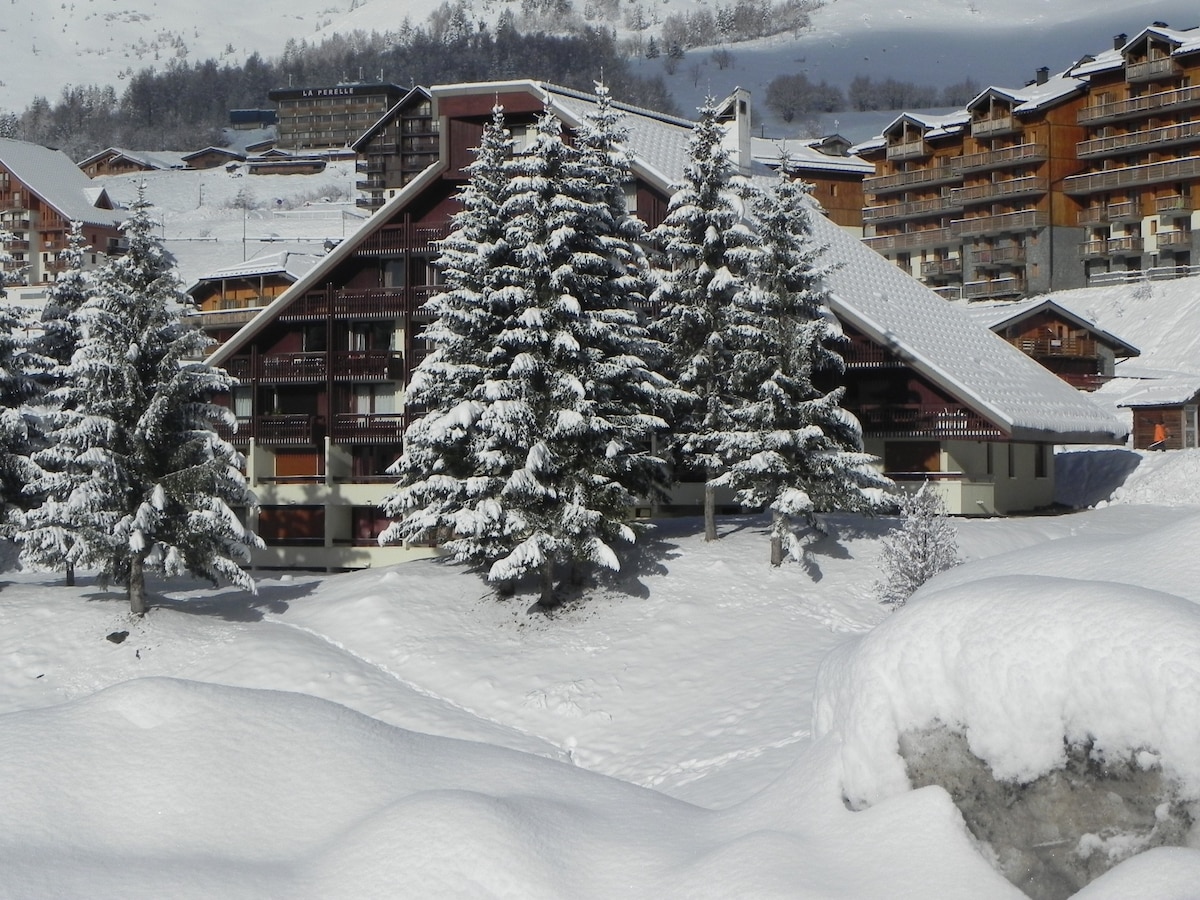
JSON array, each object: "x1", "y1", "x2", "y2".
[
  {"x1": 1064, "y1": 25, "x2": 1200, "y2": 281},
  {"x1": 858, "y1": 22, "x2": 1200, "y2": 298},
  {"x1": 0, "y1": 138, "x2": 124, "y2": 284},
  {"x1": 268, "y1": 82, "x2": 409, "y2": 151},
  {"x1": 351, "y1": 87, "x2": 439, "y2": 212},
  {"x1": 857, "y1": 67, "x2": 1090, "y2": 300},
  {"x1": 204, "y1": 80, "x2": 1124, "y2": 570}
]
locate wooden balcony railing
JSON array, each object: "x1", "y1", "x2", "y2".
[
  {"x1": 1155, "y1": 194, "x2": 1195, "y2": 215},
  {"x1": 971, "y1": 115, "x2": 1016, "y2": 137},
  {"x1": 224, "y1": 351, "x2": 403, "y2": 385},
  {"x1": 1077, "y1": 120, "x2": 1200, "y2": 158},
  {"x1": 861, "y1": 195, "x2": 962, "y2": 223},
  {"x1": 1157, "y1": 230, "x2": 1192, "y2": 248},
  {"x1": 1079, "y1": 83, "x2": 1200, "y2": 124},
  {"x1": 923, "y1": 256, "x2": 962, "y2": 276},
  {"x1": 955, "y1": 143, "x2": 1046, "y2": 173},
  {"x1": 951, "y1": 209, "x2": 1048, "y2": 237},
  {"x1": 254, "y1": 415, "x2": 324, "y2": 446},
  {"x1": 1125, "y1": 56, "x2": 1181, "y2": 84},
  {"x1": 850, "y1": 403, "x2": 1002, "y2": 438},
  {"x1": 863, "y1": 164, "x2": 960, "y2": 195},
  {"x1": 330, "y1": 413, "x2": 407, "y2": 444},
  {"x1": 863, "y1": 227, "x2": 954, "y2": 253},
  {"x1": 1008, "y1": 336, "x2": 1098, "y2": 359},
  {"x1": 886, "y1": 140, "x2": 929, "y2": 161},
  {"x1": 963, "y1": 277, "x2": 1022, "y2": 299},
  {"x1": 952, "y1": 176, "x2": 1048, "y2": 205},
  {"x1": 1107, "y1": 235, "x2": 1143, "y2": 256},
  {"x1": 973, "y1": 245, "x2": 1026, "y2": 267},
  {"x1": 356, "y1": 220, "x2": 452, "y2": 255},
  {"x1": 279, "y1": 286, "x2": 442, "y2": 322}
]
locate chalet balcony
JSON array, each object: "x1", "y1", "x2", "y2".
[
  {"x1": 223, "y1": 351, "x2": 403, "y2": 385},
  {"x1": 930, "y1": 285, "x2": 962, "y2": 300},
  {"x1": 330, "y1": 413, "x2": 407, "y2": 444},
  {"x1": 962, "y1": 277, "x2": 1023, "y2": 299},
  {"x1": 971, "y1": 114, "x2": 1017, "y2": 137},
  {"x1": 923, "y1": 257, "x2": 962, "y2": 276},
  {"x1": 189, "y1": 307, "x2": 263, "y2": 330},
  {"x1": 356, "y1": 159, "x2": 386, "y2": 174},
  {"x1": 863, "y1": 164, "x2": 961, "y2": 195},
  {"x1": 278, "y1": 286, "x2": 438, "y2": 322},
  {"x1": 254, "y1": 414, "x2": 324, "y2": 447},
  {"x1": 1008, "y1": 336, "x2": 1098, "y2": 359},
  {"x1": 951, "y1": 209, "x2": 1048, "y2": 238},
  {"x1": 861, "y1": 195, "x2": 962, "y2": 224},
  {"x1": 973, "y1": 245, "x2": 1026, "y2": 268},
  {"x1": 356, "y1": 220, "x2": 452, "y2": 255},
  {"x1": 886, "y1": 140, "x2": 929, "y2": 161},
  {"x1": 843, "y1": 336, "x2": 905, "y2": 368},
  {"x1": 1157, "y1": 230, "x2": 1192, "y2": 249},
  {"x1": 955, "y1": 143, "x2": 1047, "y2": 173},
  {"x1": 1125, "y1": 56, "x2": 1182, "y2": 84},
  {"x1": 1108, "y1": 235, "x2": 1143, "y2": 256},
  {"x1": 1078, "y1": 83, "x2": 1200, "y2": 124},
  {"x1": 850, "y1": 403, "x2": 1002, "y2": 439},
  {"x1": 952, "y1": 175, "x2": 1048, "y2": 205},
  {"x1": 1080, "y1": 238, "x2": 1110, "y2": 258},
  {"x1": 1155, "y1": 194, "x2": 1195, "y2": 216},
  {"x1": 862, "y1": 227, "x2": 955, "y2": 253},
  {"x1": 1076, "y1": 120, "x2": 1200, "y2": 159},
  {"x1": 357, "y1": 176, "x2": 387, "y2": 192}
]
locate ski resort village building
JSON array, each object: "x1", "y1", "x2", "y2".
[
  {"x1": 0, "y1": 137, "x2": 124, "y2": 285},
  {"x1": 205, "y1": 80, "x2": 1126, "y2": 571},
  {"x1": 856, "y1": 22, "x2": 1200, "y2": 298}
]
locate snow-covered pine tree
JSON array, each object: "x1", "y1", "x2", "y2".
[
  {"x1": 0, "y1": 256, "x2": 44, "y2": 540},
  {"x1": 875, "y1": 482, "x2": 960, "y2": 607},
  {"x1": 21, "y1": 187, "x2": 261, "y2": 614},
  {"x1": 649, "y1": 96, "x2": 760, "y2": 542},
  {"x1": 382, "y1": 87, "x2": 671, "y2": 608},
  {"x1": 18, "y1": 222, "x2": 93, "y2": 584},
  {"x1": 715, "y1": 170, "x2": 891, "y2": 566}
]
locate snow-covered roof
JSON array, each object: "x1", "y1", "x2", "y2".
[
  {"x1": 1110, "y1": 374, "x2": 1200, "y2": 408},
  {"x1": 966, "y1": 68, "x2": 1087, "y2": 116},
  {"x1": 210, "y1": 80, "x2": 1127, "y2": 445},
  {"x1": 796, "y1": 211, "x2": 1126, "y2": 443},
  {"x1": 190, "y1": 249, "x2": 322, "y2": 286},
  {"x1": 181, "y1": 147, "x2": 246, "y2": 164},
  {"x1": 750, "y1": 137, "x2": 873, "y2": 175},
  {"x1": 77, "y1": 147, "x2": 188, "y2": 171},
  {"x1": 0, "y1": 137, "x2": 124, "y2": 229},
  {"x1": 955, "y1": 298, "x2": 1140, "y2": 358}
]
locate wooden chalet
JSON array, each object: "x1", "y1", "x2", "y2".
[
  {"x1": 206, "y1": 80, "x2": 1126, "y2": 570},
  {"x1": 0, "y1": 138, "x2": 124, "y2": 284},
  {"x1": 1116, "y1": 375, "x2": 1200, "y2": 450},
  {"x1": 959, "y1": 297, "x2": 1140, "y2": 390}
]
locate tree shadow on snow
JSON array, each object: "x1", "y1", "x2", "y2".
[{"x1": 154, "y1": 580, "x2": 317, "y2": 622}]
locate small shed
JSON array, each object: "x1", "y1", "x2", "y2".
[{"x1": 1117, "y1": 375, "x2": 1200, "y2": 450}]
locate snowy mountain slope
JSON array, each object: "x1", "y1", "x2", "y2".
[{"x1": 3, "y1": 0, "x2": 1194, "y2": 137}]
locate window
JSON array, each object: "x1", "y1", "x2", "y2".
[
  {"x1": 1035, "y1": 443, "x2": 1049, "y2": 479},
  {"x1": 1007, "y1": 442, "x2": 1016, "y2": 479},
  {"x1": 884, "y1": 441, "x2": 940, "y2": 477},
  {"x1": 257, "y1": 505, "x2": 325, "y2": 545}
]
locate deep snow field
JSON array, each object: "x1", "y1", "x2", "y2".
[{"x1": 3, "y1": 445, "x2": 1200, "y2": 898}]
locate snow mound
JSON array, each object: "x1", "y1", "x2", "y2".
[{"x1": 813, "y1": 575, "x2": 1200, "y2": 808}]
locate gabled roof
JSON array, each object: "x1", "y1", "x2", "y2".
[
  {"x1": 1120, "y1": 24, "x2": 1200, "y2": 59},
  {"x1": 351, "y1": 86, "x2": 433, "y2": 152},
  {"x1": 187, "y1": 250, "x2": 322, "y2": 293},
  {"x1": 182, "y1": 147, "x2": 246, "y2": 164},
  {"x1": 77, "y1": 147, "x2": 187, "y2": 171},
  {"x1": 879, "y1": 110, "x2": 969, "y2": 142},
  {"x1": 750, "y1": 137, "x2": 873, "y2": 175},
  {"x1": 0, "y1": 138, "x2": 124, "y2": 230},
  {"x1": 956, "y1": 297, "x2": 1140, "y2": 358},
  {"x1": 965, "y1": 70, "x2": 1087, "y2": 117},
  {"x1": 209, "y1": 80, "x2": 1126, "y2": 445},
  {"x1": 1113, "y1": 374, "x2": 1200, "y2": 408}
]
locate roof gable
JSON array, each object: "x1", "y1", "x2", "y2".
[{"x1": 0, "y1": 137, "x2": 124, "y2": 229}]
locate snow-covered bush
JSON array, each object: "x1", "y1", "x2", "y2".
[
  {"x1": 874, "y1": 482, "x2": 959, "y2": 606},
  {"x1": 814, "y1": 577, "x2": 1200, "y2": 898}
]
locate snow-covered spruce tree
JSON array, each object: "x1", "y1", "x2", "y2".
[
  {"x1": 875, "y1": 482, "x2": 960, "y2": 607},
  {"x1": 649, "y1": 96, "x2": 760, "y2": 543},
  {"x1": 17, "y1": 222, "x2": 93, "y2": 584},
  {"x1": 715, "y1": 170, "x2": 891, "y2": 566},
  {"x1": 0, "y1": 265, "x2": 45, "y2": 541},
  {"x1": 382, "y1": 90, "x2": 672, "y2": 608},
  {"x1": 21, "y1": 188, "x2": 261, "y2": 614}
]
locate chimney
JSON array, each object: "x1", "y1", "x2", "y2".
[
  {"x1": 1114, "y1": 33, "x2": 1127, "y2": 50},
  {"x1": 1036, "y1": 66, "x2": 1049, "y2": 85},
  {"x1": 717, "y1": 87, "x2": 753, "y2": 173}
]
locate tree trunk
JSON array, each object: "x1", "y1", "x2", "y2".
[
  {"x1": 539, "y1": 558, "x2": 556, "y2": 608},
  {"x1": 64, "y1": 564, "x2": 75, "y2": 587},
  {"x1": 704, "y1": 475, "x2": 717, "y2": 542},
  {"x1": 770, "y1": 510, "x2": 784, "y2": 567},
  {"x1": 128, "y1": 553, "x2": 148, "y2": 617}
]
